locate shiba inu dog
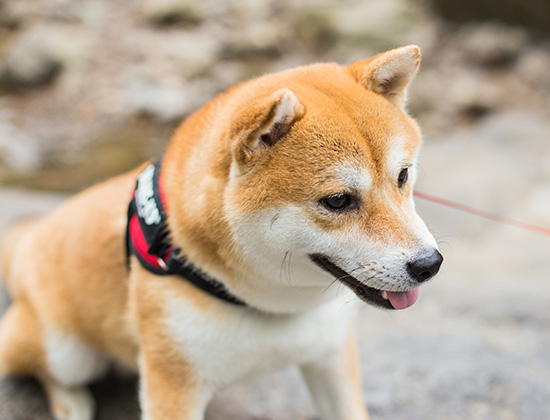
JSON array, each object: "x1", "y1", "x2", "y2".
[{"x1": 0, "y1": 45, "x2": 442, "y2": 420}]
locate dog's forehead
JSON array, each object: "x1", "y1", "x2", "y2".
[
  {"x1": 306, "y1": 83, "x2": 419, "y2": 152},
  {"x1": 322, "y1": 139, "x2": 410, "y2": 194},
  {"x1": 335, "y1": 165, "x2": 372, "y2": 190},
  {"x1": 383, "y1": 134, "x2": 418, "y2": 172},
  {"x1": 353, "y1": 101, "x2": 420, "y2": 164},
  {"x1": 303, "y1": 104, "x2": 420, "y2": 181}
]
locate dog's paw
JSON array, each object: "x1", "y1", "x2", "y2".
[{"x1": 45, "y1": 383, "x2": 95, "y2": 420}]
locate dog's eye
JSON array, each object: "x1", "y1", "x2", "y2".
[
  {"x1": 321, "y1": 193, "x2": 356, "y2": 212},
  {"x1": 398, "y1": 168, "x2": 409, "y2": 188}
]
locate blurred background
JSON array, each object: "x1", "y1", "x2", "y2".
[{"x1": 0, "y1": 0, "x2": 549, "y2": 419}]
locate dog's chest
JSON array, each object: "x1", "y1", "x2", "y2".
[{"x1": 162, "y1": 293, "x2": 358, "y2": 386}]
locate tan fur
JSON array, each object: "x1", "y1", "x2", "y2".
[
  {"x1": 0, "y1": 302, "x2": 45, "y2": 375},
  {"x1": 0, "y1": 46, "x2": 440, "y2": 420},
  {"x1": 132, "y1": 264, "x2": 204, "y2": 418},
  {"x1": 1, "y1": 217, "x2": 40, "y2": 293}
]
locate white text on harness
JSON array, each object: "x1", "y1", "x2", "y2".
[{"x1": 135, "y1": 164, "x2": 162, "y2": 225}]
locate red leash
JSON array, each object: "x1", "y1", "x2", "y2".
[{"x1": 414, "y1": 190, "x2": 550, "y2": 237}]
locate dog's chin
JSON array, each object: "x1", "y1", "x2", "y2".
[{"x1": 309, "y1": 254, "x2": 404, "y2": 310}]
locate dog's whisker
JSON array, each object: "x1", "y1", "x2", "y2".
[
  {"x1": 322, "y1": 277, "x2": 341, "y2": 294},
  {"x1": 279, "y1": 251, "x2": 294, "y2": 286},
  {"x1": 279, "y1": 252, "x2": 288, "y2": 283},
  {"x1": 270, "y1": 213, "x2": 280, "y2": 230},
  {"x1": 285, "y1": 251, "x2": 293, "y2": 285}
]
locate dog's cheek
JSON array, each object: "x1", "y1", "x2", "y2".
[{"x1": 228, "y1": 206, "x2": 306, "y2": 254}]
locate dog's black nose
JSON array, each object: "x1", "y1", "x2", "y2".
[{"x1": 407, "y1": 250, "x2": 443, "y2": 283}]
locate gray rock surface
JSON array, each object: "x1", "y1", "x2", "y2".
[{"x1": 1, "y1": 111, "x2": 549, "y2": 419}]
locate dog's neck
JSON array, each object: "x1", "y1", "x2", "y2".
[
  {"x1": 161, "y1": 150, "x2": 344, "y2": 313},
  {"x1": 127, "y1": 160, "x2": 247, "y2": 307}
]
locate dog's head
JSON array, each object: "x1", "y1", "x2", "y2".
[{"x1": 219, "y1": 46, "x2": 442, "y2": 311}]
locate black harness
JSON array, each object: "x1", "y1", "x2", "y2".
[{"x1": 125, "y1": 160, "x2": 246, "y2": 307}]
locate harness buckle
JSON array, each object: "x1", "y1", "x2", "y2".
[{"x1": 157, "y1": 257, "x2": 169, "y2": 271}]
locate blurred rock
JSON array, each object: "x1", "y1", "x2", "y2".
[
  {"x1": 516, "y1": 46, "x2": 550, "y2": 93},
  {"x1": 0, "y1": 0, "x2": 548, "y2": 184},
  {"x1": 0, "y1": 0, "x2": 108, "y2": 26},
  {"x1": 0, "y1": 26, "x2": 61, "y2": 89},
  {"x1": 138, "y1": 0, "x2": 204, "y2": 26},
  {"x1": 124, "y1": 76, "x2": 194, "y2": 122},
  {"x1": 223, "y1": 20, "x2": 284, "y2": 58},
  {"x1": 0, "y1": 0, "x2": 35, "y2": 28},
  {"x1": 222, "y1": 0, "x2": 285, "y2": 57},
  {"x1": 158, "y1": 30, "x2": 222, "y2": 78},
  {"x1": 448, "y1": 72, "x2": 501, "y2": 119},
  {"x1": 0, "y1": 23, "x2": 94, "y2": 90},
  {"x1": 459, "y1": 23, "x2": 528, "y2": 67},
  {"x1": 0, "y1": 107, "x2": 43, "y2": 171},
  {"x1": 429, "y1": 0, "x2": 550, "y2": 34},
  {"x1": 408, "y1": 20, "x2": 549, "y2": 132},
  {"x1": 292, "y1": 0, "x2": 427, "y2": 57},
  {"x1": 324, "y1": 0, "x2": 421, "y2": 45}
]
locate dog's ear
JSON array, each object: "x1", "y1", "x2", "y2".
[
  {"x1": 232, "y1": 88, "x2": 304, "y2": 169},
  {"x1": 348, "y1": 45, "x2": 421, "y2": 110}
]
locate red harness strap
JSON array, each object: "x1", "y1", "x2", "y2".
[
  {"x1": 127, "y1": 214, "x2": 172, "y2": 271},
  {"x1": 125, "y1": 160, "x2": 246, "y2": 306},
  {"x1": 126, "y1": 161, "x2": 173, "y2": 274}
]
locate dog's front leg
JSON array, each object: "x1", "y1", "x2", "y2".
[
  {"x1": 139, "y1": 348, "x2": 212, "y2": 420},
  {"x1": 300, "y1": 330, "x2": 369, "y2": 420},
  {"x1": 133, "y1": 273, "x2": 213, "y2": 420}
]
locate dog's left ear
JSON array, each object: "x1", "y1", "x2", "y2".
[
  {"x1": 232, "y1": 88, "x2": 304, "y2": 169},
  {"x1": 348, "y1": 45, "x2": 421, "y2": 110}
]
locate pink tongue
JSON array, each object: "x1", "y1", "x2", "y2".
[{"x1": 386, "y1": 288, "x2": 419, "y2": 310}]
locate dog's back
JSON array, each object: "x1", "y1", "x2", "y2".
[
  {"x1": 0, "y1": 170, "x2": 142, "y2": 362},
  {"x1": 1, "y1": 217, "x2": 41, "y2": 295}
]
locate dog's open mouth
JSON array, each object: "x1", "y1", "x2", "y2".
[{"x1": 309, "y1": 254, "x2": 419, "y2": 310}]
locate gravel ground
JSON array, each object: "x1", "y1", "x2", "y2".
[{"x1": 1, "y1": 111, "x2": 549, "y2": 419}]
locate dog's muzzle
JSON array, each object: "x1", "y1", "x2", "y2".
[{"x1": 309, "y1": 250, "x2": 443, "y2": 310}]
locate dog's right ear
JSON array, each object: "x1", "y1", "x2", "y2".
[
  {"x1": 231, "y1": 88, "x2": 304, "y2": 171},
  {"x1": 348, "y1": 45, "x2": 421, "y2": 110}
]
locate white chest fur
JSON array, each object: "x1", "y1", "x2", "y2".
[{"x1": 163, "y1": 291, "x2": 359, "y2": 389}]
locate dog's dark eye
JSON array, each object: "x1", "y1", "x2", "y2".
[
  {"x1": 398, "y1": 168, "x2": 409, "y2": 188},
  {"x1": 321, "y1": 193, "x2": 356, "y2": 212}
]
